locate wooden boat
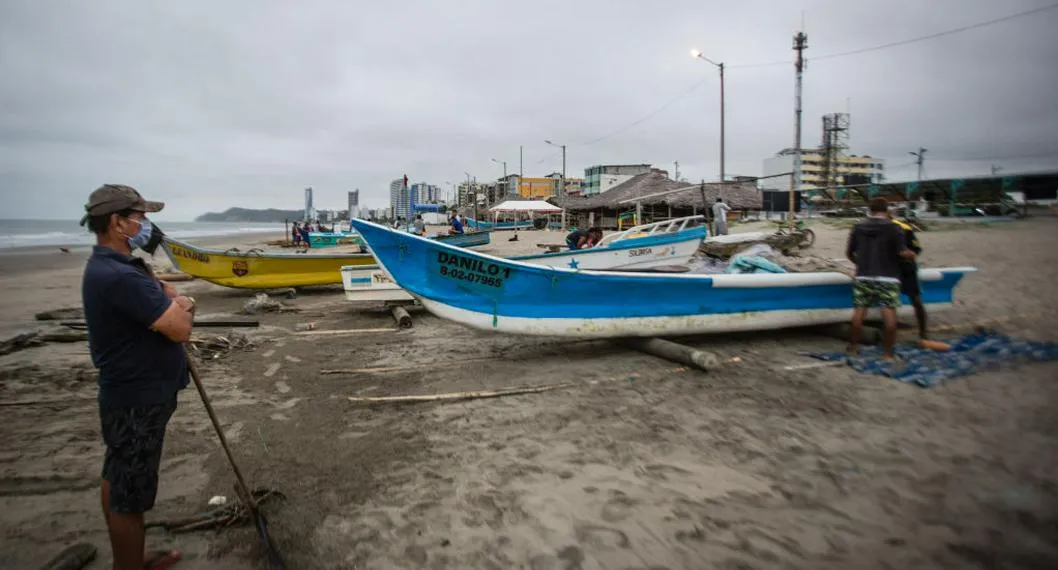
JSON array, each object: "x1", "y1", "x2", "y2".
[
  {"x1": 510, "y1": 216, "x2": 706, "y2": 271},
  {"x1": 465, "y1": 218, "x2": 534, "y2": 231},
  {"x1": 348, "y1": 219, "x2": 977, "y2": 338},
  {"x1": 160, "y1": 236, "x2": 374, "y2": 289},
  {"x1": 307, "y1": 231, "x2": 364, "y2": 249},
  {"x1": 432, "y1": 230, "x2": 491, "y2": 248},
  {"x1": 342, "y1": 217, "x2": 707, "y2": 303}
]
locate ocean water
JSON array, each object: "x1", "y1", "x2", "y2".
[{"x1": 0, "y1": 219, "x2": 286, "y2": 249}]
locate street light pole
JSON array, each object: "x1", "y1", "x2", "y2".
[
  {"x1": 545, "y1": 140, "x2": 566, "y2": 195},
  {"x1": 491, "y1": 158, "x2": 508, "y2": 198},
  {"x1": 691, "y1": 49, "x2": 726, "y2": 183}
]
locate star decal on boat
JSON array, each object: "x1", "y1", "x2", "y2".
[{"x1": 568, "y1": 258, "x2": 579, "y2": 269}]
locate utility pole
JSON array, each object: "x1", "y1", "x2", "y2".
[
  {"x1": 545, "y1": 140, "x2": 567, "y2": 195},
  {"x1": 690, "y1": 50, "x2": 725, "y2": 183},
  {"x1": 674, "y1": 161, "x2": 680, "y2": 182},
  {"x1": 909, "y1": 147, "x2": 927, "y2": 180},
  {"x1": 991, "y1": 164, "x2": 1001, "y2": 176},
  {"x1": 789, "y1": 31, "x2": 807, "y2": 223}
]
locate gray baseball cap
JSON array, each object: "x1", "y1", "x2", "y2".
[{"x1": 79, "y1": 184, "x2": 164, "y2": 226}]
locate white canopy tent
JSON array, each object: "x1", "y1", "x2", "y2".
[
  {"x1": 487, "y1": 200, "x2": 565, "y2": 230},
  {"x1": 488, "y1": 200, "x2": 564, "y2": 214}
]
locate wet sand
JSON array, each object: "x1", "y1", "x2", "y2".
[{"x1": 1, "y1": 220, "x2": 1057, "y2": 569}]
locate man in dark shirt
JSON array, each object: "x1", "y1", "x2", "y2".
[
  {"x1": 566, "y1": 227, "x2": 602, "y2": 250},
  {"x1": 846, "y1": 198, "x2": 916, "y2": 359},
  {"x1": 449, "y1": 210, "x2": 465, "y2": 235},
  {"x1": 80, "y1": 184, "x2": 195, "y2": 570}
]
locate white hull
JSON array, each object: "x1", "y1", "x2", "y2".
[
  {"x1": 416, "y1": 297, "x2": 952, "y2": 339},
  {"x1": 341, "y1": 266, "x2": 414, "y2": 302},
  {"x1": 515, "y1": 237, "x2": 700, "y2": 270}
]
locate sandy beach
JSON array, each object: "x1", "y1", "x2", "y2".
[{"x1": 2, "y1": 219, "x2": 1057, "y2": 569}]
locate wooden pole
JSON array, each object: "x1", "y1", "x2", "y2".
[
  {"x1": 390, "y1": 305, "x2": 412, "y2": 329},
  {"x1": 617, "y1": 338, "x2": 718, "y2": 371}
]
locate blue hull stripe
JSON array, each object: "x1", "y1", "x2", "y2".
[{"x1": 349, "y1": 220, "x2": 971, "y2": 320}]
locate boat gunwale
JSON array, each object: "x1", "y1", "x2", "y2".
[
  {"x1": 349, "y1": 220, "x2": 977, "y2": 288},
  {"x1": 161, "y1": 236, "x2": 374, "y2": 260}
]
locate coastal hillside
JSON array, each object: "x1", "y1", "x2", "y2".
[{"x1": 195, "y1": 207, "x2": 304, "y2": 223}]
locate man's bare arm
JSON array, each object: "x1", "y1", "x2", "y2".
[{"x1": 150, "y1": 296, "x2": 194, "y2": 343}]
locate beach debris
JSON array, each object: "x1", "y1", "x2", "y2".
[
  {"x1": 617, "y1": 338, "x2": 718, "y2": 372},
  {"x1": 321, "y1": 357, "x2": 497, "y2": 375},
  {"x1": 294, "y1": 322, "x2": 317, "y2": 331},
  {"x1": 390, "y1": 305, "x2": 413, "y2": 329},
  {"x1": 145, "y1": 488, "x2": 285, "y2": 534},
  {"x1": 208, "y1": 495, "x2": 228, "y2": 506},
  {"x1": 242, "y1": 293, "x2": 286, "y2": 315},
  {"x1": 187, "y1": 332, "x2": 255, "y2": 360},
  {"x1": 37, "y1": 542, "x2": 97, "y2": 570},
  {"x1": 34, "y1": 307, "x2": 84, "y2": 321},
  {"x1": 0, "y1": 329, "x2": 89, "y2": 356},
  {"x1": 293, "y1": 327, "x2": 396, "y2": 337},
  {"x1": 156, "y1": 271, "x2": 195, "y2": 282},
  {"x1": 348, "y1": 382, "x2": 574, "y2": 404}
]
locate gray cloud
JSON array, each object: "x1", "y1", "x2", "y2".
[{"x1": 2, "y1": 0, "x2": 1056, "y2": 220}]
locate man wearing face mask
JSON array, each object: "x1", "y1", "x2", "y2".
[{"x1": 80, "y1": 184, "x2": 194, "y2": 570}]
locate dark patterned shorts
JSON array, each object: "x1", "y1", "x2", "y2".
[
  {"x1": 99, "y1": 399, "x2": 177, "y2": 513},
  {"x1": 852, "y1": 279, "x2": 900, "y2": 309}
]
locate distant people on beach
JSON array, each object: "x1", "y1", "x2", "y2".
[
  {"x1": 845, "y1": 197, "x2": 916, "y2": 359},
  {"x1": 566, "y1": 227, "x2": 602, "y2": 250},
  {"x1": 449, "y1": 211, "x2": 464, "y2": 235}
]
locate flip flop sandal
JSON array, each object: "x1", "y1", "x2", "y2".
[{"x1": 145, "y1": 550, "x2": 182, "y2": 570}]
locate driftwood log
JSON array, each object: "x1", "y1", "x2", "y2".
[
  {"x1": 156, "y1": 272, "x2": 195, "y2": 282},
  {"x1": 37, "y1": 543, "x2": 97, "y2": 570},
  {"x1": 34, "y1": 307, "x2": 84, "y2": 321},
  {"x1": 390, "y1": 305, "x2": 413, "y2": 329},
  {"x1": 618, "y1": 338, "x2": 718, "y2": 371},
  {"x1": 0, "y1": 329, "x2": 89, "y2": 356}
]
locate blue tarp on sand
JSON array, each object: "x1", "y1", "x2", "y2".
[{"x1": 806, "y1": 329, "x2": 1058, "y2": 388}]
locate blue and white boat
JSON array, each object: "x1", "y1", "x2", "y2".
[
  {"x1": 348, "y1": 219, "x2": 977, "y2": 338},
  {"x1": 465, "y1": 218, "x2": 534, "y2": 231},
  {"x1": 432, "y1": 230, "x2": 491, "y2": 248},
  {"x1": 341, "y1": 216, "x2": 707, "y2": 303}
]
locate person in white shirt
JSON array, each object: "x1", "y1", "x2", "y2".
[{"x1": 711, "y1": 197, "x2": 731, "y2": 235}]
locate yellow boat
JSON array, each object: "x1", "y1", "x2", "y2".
[{"x1": 160, "y1": 237, "x2": 375, "y2": 289}]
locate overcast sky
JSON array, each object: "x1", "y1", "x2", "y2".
[{"x1": 2, "y1": 0, "x2": 1056, "y2": 220}]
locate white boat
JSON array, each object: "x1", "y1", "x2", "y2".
[
  {"x1": 342, "y1": 216, "x2": 707, "y2": 303},
  {"x1": 349, "y1": 219, "x2": 977, "y2": 338}
]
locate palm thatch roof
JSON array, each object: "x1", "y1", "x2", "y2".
[{"x1": 550, "y1": 169, "x2": 762, "y2": 212}]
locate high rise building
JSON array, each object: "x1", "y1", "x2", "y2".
[
  {"x1": 389, "y1": 178, "x2": 410, "y2": 220},
  {"x1": 347, "y1": 189, "x2": 360, "y2": 219},
  {"x1": 304, "y1": 187, "x2": 315, "y2": 220}
]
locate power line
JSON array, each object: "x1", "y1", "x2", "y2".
[
  {"x1": 524, "y1": 4, "x2": 1058, "y2": 170},
  {"x1": 927, "y1": 150, "x2": 1058, "y2": 161},
  {"x1": 731, "y1": 2, "x2": 1058, "y2": 68},
  {"x1": 580, "y1": 78, "x2": 710, "y2": 146}
]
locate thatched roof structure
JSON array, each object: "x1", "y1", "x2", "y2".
[{"x1": 550, "y1": 169, "x2": 762, "y2": 212}]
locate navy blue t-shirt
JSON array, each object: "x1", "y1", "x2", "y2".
[{"x1": 82, "y1": 246, "x2": 189, "y2": 408}]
